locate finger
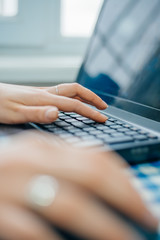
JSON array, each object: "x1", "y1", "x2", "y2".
[
  {"x1": 12, "y1": 87, "x2": 107, "y2": 122},
  {"x1": 0, "y1": 203, "x2": 64, "y2": 240},
  {"x1": 12, "y1": 105, "x2": 59, "y2": 124},
  {"x1": 47, "y1": 83, "x2": 108, "y2": 110},
  {"x1": 74, "y1": 96, "x2": 95, "y2": 105},
  {"x1": 44, "y1": 95, "x2": 108, "y2": 122},
  {"x1": 31, "y1": 182, "x2": 143, "y2": 240}
]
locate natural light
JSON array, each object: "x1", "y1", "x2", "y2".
[
  {"x1": 0, "y1": 0, "x2": 18, "y2": 16},
  {"x1": 0, "y1": 0, "x2": 102, "y2": 37},
  {"x1": 61, "y1": 0, "x2": 103, "y2": 37}
]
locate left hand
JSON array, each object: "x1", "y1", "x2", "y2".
[
  {"x1": 0, "y1": 132, "x2": 158, "y2": 240},
  {"x1": 0, "y1": 83, "x2": 108, "y2": 124}
]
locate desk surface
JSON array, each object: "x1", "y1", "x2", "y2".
[{"x1": 131, "y1": 161, "x2": 160, "y2": 219}]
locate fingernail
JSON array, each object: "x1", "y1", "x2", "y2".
[
  {"x1": 101, "y1": 114, "x2": 108, "y2": 122},
  {"x1": 103, "y1": 101, "x2": 108, "y2": 108},
  {"x1": 46, "y1": 108, "x2": 58, "y2": 120}
]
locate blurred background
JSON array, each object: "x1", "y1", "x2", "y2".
[{"x1": 0, "y1": 0, "x2": 103, "y2": 86}]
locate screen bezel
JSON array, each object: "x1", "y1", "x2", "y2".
[{"x1": 76, "y1": 0, "x2": 160, "y2": 122}]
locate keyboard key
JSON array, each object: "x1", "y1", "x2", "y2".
[
  {"x1": 118, "y1": 128, "x2": 130, "y2": 132},
  {"x1": 59, "y1": 134, "x2": 73, "y2": 139},
  {"x1": 83, "y1": 120, "x2": 96, "y2": 124},
  {"x1": 147, "y1": 134, "x2": 158, "y2": 139},
  {"x1": 65, "y1": 119, "x2": 79, "y2": 123},
  {"x1": 44, "y1": 125, "x2": 60, "y2": 130},
  {"x1": 68, "y1": 128, "x2": 82, "y2": 133},
  {"x1": 76, "y1": 117, "x2": 89, "y2": 121},
  {"x1": 70, "y1": 114, "x2": 82, "y2": 118},
  {"x1": 74, "y1": 139, "x2": 104, "y2": 148},
  {"x1": 58, "y1": 113, "x2": 65, "y2": 117},
  {"x1": 105, "y1": 136, "x2": 134, "y2": 144},
  {"x1": 81, "y1": 136, "x2": 97, "y2": 141},
  {"x1": 125, "y1": 131, "x2": 138, "y2": 136},
  {"x1": 71, "y1": 122, "x2": 89, "y2": 128},
  {"x1": 54, "y1": 119, "x2": 62, "y2": 123},
  {"x1": 63, "y1": 126, "x2": 78, "y2": 131},
  {"x1": 97, "y1": 134, "x2": 111, "y2": 140},
  {"x1": 89, "y1": 130, "x2": 102, "y2": 135},
  {"x1": 64, "y1": 112, "x2": 76, "y2": 116},
  {"x1": 96, "y1": 125, "x2": 108, "y2": 130},
  {"x1": 134, "y1": 135, "x2": 148, "y2": 141},
  {"x1": 83, "y1": 127, "x2": 96, "y2": 132},
  {"x1": 123, "y1": 124, "x2": 132, "y2": 128},
  {"x1": 111, "y1": 133, "x2": 125, "y2": 137},
  {"x1": 103, "y1": 129, "x2": 116, "y2": 134},
  {"x1": 115, "y1": 121, "x2": 124, "y2": 125},
  {"x1": 108, "y1": 118, "x2": 116, "y2": 122},
  {"x1": 74, "y1": 132, "x2": 88, "y2": 137},
  {"x1": 54, "y1": 130, "x2": 68, "y2": 135},
  {"x1": 59, "y1": 116, "x2": 71, "y2": 120},
  {"x1": 138, "y1": 130, "x2": 148, "y2": 135},
  {"x1": 110, "y1": 125, "x2": 122, "y2": 129},
  {"x1": 130, "y1": 127, "x2": 139, "y2": 131},
  {"x1": 104, "y1": 121, "x2": 115, "y2": 126},
  {"x1": 55, "y1": 122, "x2": 71, "y2": 127}
]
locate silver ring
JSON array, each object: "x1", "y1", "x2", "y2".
[
  {"x1": 27, "y1": 175, "x2": 59, "y2": 208},
  {"x1": 55, "y1": 85, "x2": 59, "y2": 95}
]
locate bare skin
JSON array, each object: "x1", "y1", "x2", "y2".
[
  {"x1": 0, "y1": 82, "x2": 108, "y2": 124},
  {"x1": 0, "y1": 83, "x2": 158, "y2": 240},
  {"x1": 0, "y1": 132, "x2": 158, "y2": 240}
]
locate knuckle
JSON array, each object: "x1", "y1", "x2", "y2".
[
  {"x1": 12, "y1": 103, "x2": 21, "y2": 113},
  {"x1": 72, "y1": 82, "x2": 79, "y2": 90},
  {"x1": 72, "y1": 99, "x2": 81, "y2": 110},
  {"x1": 36, "y1": 89, "x2": 49, "y2": 101}
]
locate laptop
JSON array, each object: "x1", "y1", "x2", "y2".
[
  {"x1": 0, "y1": 1, "x2": 159, "y2": 238},
  {"x1": 30, "y1": 0, "x2": 160, "y2": 165}
]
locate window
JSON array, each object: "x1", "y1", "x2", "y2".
[
  {"x1": 0, "y1": 0, "x2": 103, "y2": 55},
  {"x1": 0, "y1": 0, "x2": 103, "y2": 84},
  {"x1": 61, "y1": 0, "x2": 103, "y2": 37},
  {"x1": 0, "y1": 0, "x2": 18, "y2": 17}
]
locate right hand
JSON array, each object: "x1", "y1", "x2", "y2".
[
  {"x1": 0, "y1": 132, "x2": 158, "y2": 240},
  {"x1": 0, "y1": 82, "x2": 108, "y2": 124}
]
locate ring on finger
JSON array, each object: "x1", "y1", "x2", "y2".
[
  {"x1": 27, "y1": 175, "x2": 59, "y2": 208},
  {"x1": 55, "y1": 85, "x2": 59, "y2": 95}
]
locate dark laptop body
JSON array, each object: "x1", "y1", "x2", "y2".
[{"x1": 76, "y1": 0, "x2": 160, "y2": 163}]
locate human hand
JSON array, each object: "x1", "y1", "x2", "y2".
[
  {"x1": 0, "y1": 132, "x2": 158, "y2": 240},
  {"x1": 0, "y1": 83, "x2": 108, "y2": 124}
]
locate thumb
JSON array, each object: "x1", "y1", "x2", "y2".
[
  {"x1": 18, "y1": 106, "x2": 59, "y2": 123},
  {"x1": 45, "y1": 107, "x2": 59, "y2": 123}
]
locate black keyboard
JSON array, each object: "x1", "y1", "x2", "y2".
[{"x1": 37, "y1": 112, "x2": 158, "y2": 148}]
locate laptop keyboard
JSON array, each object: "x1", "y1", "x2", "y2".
[{"x1": 37, "y1": 112, "x2": 158, "y2": 148}]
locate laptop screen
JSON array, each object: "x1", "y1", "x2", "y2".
[{"x1": 77, "y1": 0, "x2": 160, "y2": 122}]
